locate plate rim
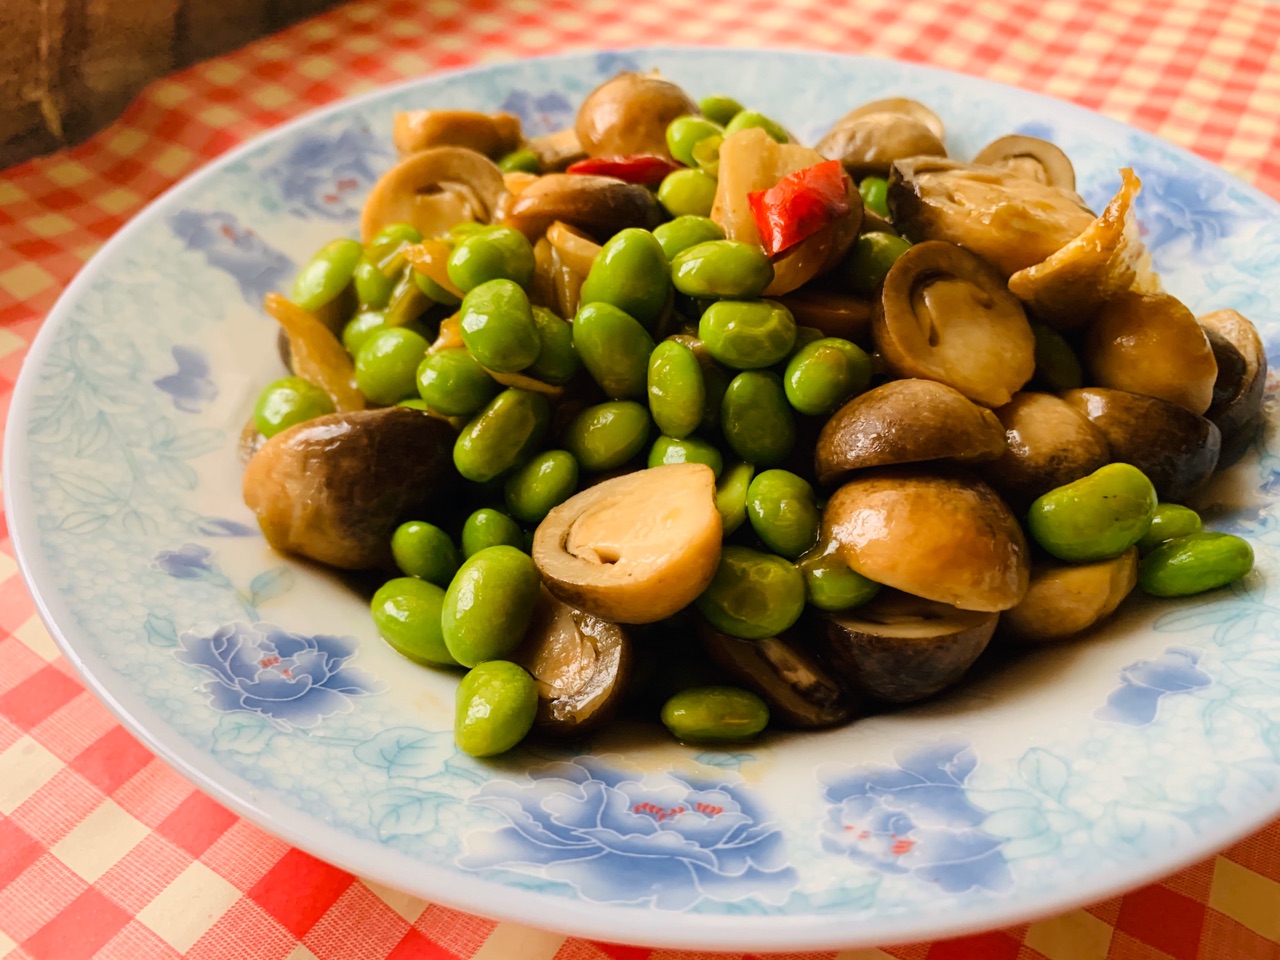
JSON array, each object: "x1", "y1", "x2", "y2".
[{"x1": 6, "y1": 44, "x2": 1280, "y2": 951}]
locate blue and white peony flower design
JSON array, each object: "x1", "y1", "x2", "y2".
[
  {"x1": 460, "y1": 759, "x2": 797, "y2": 909},
  {"x1": 262, "y1": 122, "x2": 387, "y2": 220},
  {"x1": 820, "y1": 742, "x2": 1012, "y2": 894},
  {"x1": 1095, "y1": 646, "x2": 1212, "y2": 726},
  {"x1": 176, "y1": 622, "x2": 377, "y2": 728},
  {"x1": 168, "y1": 209, "x2": 295, "y2": 305},
  {"x1": 154, "y1": 542, "x2": 217, "y2": 579}
]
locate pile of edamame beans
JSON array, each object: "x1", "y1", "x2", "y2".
[{"x1": 247, "y1": 75, "x2": 1260, "y2": 758}]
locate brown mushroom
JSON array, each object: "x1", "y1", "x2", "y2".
[
  {"x1": 514, "y1": 588, "x2": 632, "y2": 736},
  {"x1": 1000, "y1": 548, "x2": 1138, "y2": 645},
  {"x1": 502, "y1": 174, "x2": 665, "y2": 242},
  {"x1": 1061, "y1": 387, "x2": 1221, "y2": 502},
  {"x1": 243, "y1": 407, "x2": 457, "y2": 570},
  {"x1": 1200, "y1": 308, "x2": 1268, "y2": 465},
  {"x1": 532, "y1": 463, "x2": 722, "y2": 623},
  {"x1": 697, "y1": 619, "x2": 851, "y2": 728},
  {"x1": 973, "y1": 135, "x2": 1076, "y2": 190},
  {"x1": 1084, "y1": 291, "x2": 1218, "y2": 414},
  {"x1": 816, "y1": 111, "x2": 947, "y2": 179},
  {"x1": 360, "y1": 147, "x2": 507, "y2": 242},
  {"x1": 823, "y1": 468, "x2": 1030, "y2": 612},
  {"x1": 575, "y1": 72, "x2": 698, "y2": 159},
  {"x1": 842, "y1": 97, "x2": 945, "y2": 139},
  {"x1": 815, "y1": 379, "x2": 1005, "y2": 485},
  {"x1": 773, "y1": 289, "x2": 874, "y2": 345},
  {"x1": 393, "y1": 110, "x2": 523, "y2": 158},
  {"x1": 979, "y1": 392, "x2": 1111, "y2": 511},
  {"x1": 887, "y1": 157, "x2": 1095, "y2": 277},
  {"x1": 1008, "y1": 169, "x2": 1163, "y2": 329},
  {"x1": 813, "y1": 591, "x2": 997, "y2": 703},
  {"x1": 527, "y1": 127, "x2": 586, "y2": 171},
  {"x1": 873, "y1": 241, "x2": 1036, "y2": 407}
]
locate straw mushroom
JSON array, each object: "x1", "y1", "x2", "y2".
[
  {"x1": 575, "y1": 72, "x2": 698, "y2": 159},
  {"x1": 360, "y1": 147, "x2": 507, "y2": 242}
]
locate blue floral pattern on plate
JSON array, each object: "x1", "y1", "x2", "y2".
[{"x1": 8, "y1": 48, "x2": 1280, "y2": 950}]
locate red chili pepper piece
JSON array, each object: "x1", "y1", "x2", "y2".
[
  {"x1": 566, "y1": 154, "x2": 682, "y2": 185},
  {"x1": 747, "y1": 159, "x2": 851, "y2": 258}
]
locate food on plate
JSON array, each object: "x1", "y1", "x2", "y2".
[{"x1": 240, "y1": 72, "x2": 1261, "y2": 756}]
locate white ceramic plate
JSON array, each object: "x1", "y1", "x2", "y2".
[{"x1": 8, "y1": 48, "x2": 1280, "y2": 952}]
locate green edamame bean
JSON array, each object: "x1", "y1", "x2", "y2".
[
  {"x1": 648, "y1": 435, "x2": 724, "y2": 476},
  {"x1": 692, "y1": 134, "x2": 723, "y2": 178},
  {"x1": 459, "y1": 279, "x2": 541, "y2": 373},
  {"x1": 784, "y1": 337, "x2": 872, "y2": 415},
  {"x1": 843, "y1": 232, "x2": 912, "y2": 296},
  {"x1": 447, "y1": 226, "x2": 536, "y2": 292},
  {"x1": 573, "y1": 302, "x2": 655, "y2": 399},
  {"x1": 1137, "y1": 503, "x2": 1204, "y2": 554},
  {"x1": 661, "y1": 686, "x2": 769, "y2": 742},
  {"x1": 355, "y1": 327, "x2": 430, "y2": 405},
  {"x1": 455, "y1": 660, "x2": 539, "y2": 756},
  {"x1": 1139, "y1": 532, "x2": 1254, "y2": 597},
  {"x1": 461, "y1": 508, "x2": 524, "y2": 558},
  {"x1": 695, "y1": 545, "x2": 806, "y2": 639},
  {"x1": 415, "y1": 271, "x2": 462, "y2": 307},
  {"x1": 352, "y1": 257, "x2": 396, "y2": 309},
  {"x1": 1031, "y1": 322, "x2": 1084, "y2": 392},
  {"x1": 858, "y1": 176, "x2": 890, "y2": 218},
  {"x1": 453, "y1": 388, "x2": 551, "y2": 483},
  {"x1": 442, "y1": 546, "x2": 541, "y2": 667},
  {"x1": 797, "y1": 549, "x2": 880, "y2": 611},
  {"x1": 657, "y1": 169, "x2": 718, "y2": 218},
  {"x1": 652, "y1": 216, "x2": 726, "y2": 261},
  {"x1": 504, "y1": 449, "x2": 579, "y2": 523},
  {"x1": 698, "y1": 299, "x2": 796, "y2": 369},
  {"x1": 416, "y1": 348, "x2": 499, "y2": 417},
  {"x1": 292, "y1": 238, "x2": 363, "y2": 312},
  {"x1": 724, "y1": 110, "x2": 788, "y2": 143},
  {"x1": 579, "y1": 228, "x2": 670, "y2": 330},
  {"x1": 372, "y1": 577, "x2": 455, "y2": 666},
  {"x1": 368, "y1": 223, "x2": 422, "y2": 262},
  {"x1": 647, "y1": 340, "x2": 706, "y2": 439},
  {"x1": 746, "y1": 469, "x2": 819, "y2": 559},
  {"x1": 497, "y1": 148, "x2": 540, "y2": 173},
  {"x1": 398, "y1": 398, "x2": 430, "y2": 410},
  {"x1": 666, "y1": 115, "x2": 724, "y2": 167},
  {"x1": 672, "y1": 240, "x2": 774, "y2": 299},
  {"x1": 391, "y1": 521, "x2": 460, "y2": 587},
  {"x1": 342, "y1": 310, "x2": 387, "y2": 355},
  {"x1": 793, "y1": 325, "x2": 825, "y2": 351},
  {"x1": 1027, "y1": 463, "x2": 1158, "y2": 562},
  {"x1": 714, "y1": 462, "x2": 754, "y2": 535},
  {"x1": 252, "y1": 376, "x2": 335, "y2": 438},
  {"x1": 721, "y1": 371, "x2": 795, "y2": 467},
  {"x1": 699, "y1": 94, "x2": 744, "y2": 127},
  {"x1": 527, "y1": 307, "x2": 579, "y2": 385},
  {"x1": 563, "y1": 401, "x2": 651, "y2": 472}
]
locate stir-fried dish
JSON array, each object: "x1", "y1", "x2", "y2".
[{"x1": 240, "y1": 72, "x2": 1263, "y2": 757}]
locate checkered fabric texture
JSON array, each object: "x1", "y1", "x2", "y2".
[{"x1": 2, "y1": 0, "x2": 1280, "y2": 956}]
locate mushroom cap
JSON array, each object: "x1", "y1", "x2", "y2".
[
  {"x1": 842, "y1": 97, "x2": 945, "y2": 139},
  {"x1": 873, "y1": 240, "x2": 1035, "y2": 407},
  {"x1": 816, "y1": 111, "x2": 947, "y2": 179},
  {"x1": 575, "y1": 72, "x2": 698, "y2": 159},
  {"x1": 823, "y1": 467, "x2": 1030, "y2": 612},
  {"x1": 392, "y1": 110, "x2": 523, "y2": 158},
  {"x1": 503, "y1": 174, "x2": 665, "y2": 242},
  {"x1": 973, "y1": 134, "x2": 1076, "y2": 190},
  {"x1": 1000, "y1": 548, "x2": 1138, "y2": 645},
  {"x1": 1200, "y1": 308, "x2": 1268, "y2": 464},
  {"x1": 360, "y1": 147, "x2": 507, "y2": 242}
]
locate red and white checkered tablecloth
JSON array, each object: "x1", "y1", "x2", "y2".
[{"x1": 3, "y1": 0, "x2": 1280, "y2": 957}]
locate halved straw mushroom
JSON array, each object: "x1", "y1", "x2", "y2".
[
  {"x1": 973, "y1": 135, "x2": 1076, "y2": 190},
  {"x1": 979, "y1": 392, "x2": 1110, "y2": 511},
  {"x1": 243, "y1": 407, "x2": 457, "y2": 570},
  {"x1": 887, "y1": 157, "x2": 1095, "y2": 277},
  {"x1": 1000, "y1": 548, "x2": 1138, "y2": 645},
  {"x1": 813, "y1": 590, "x2": 997, "y2": 703},
  {"x1": 873, "y1": 241, "x2": 1036, "y2": 407},
  {"x1": 815, "y1": 379, "x2": 1006, "y2": 485},
  {"x1": 1007, "y1": 169, "x2": 1163, "y2": 329},
  {"x1": 1061, "y1": 388, "x2": 1221, "y2": 502},
  {"x1": 823, "y1": 468, "x2": 1030, "y2": 612},
  {"x1": 527, "y1": 127, "x2": 586, "y2": 172},
  {"x1": 392, "y1": 110, "x2": 523, "y2": 158},
  {"x1": 532, "y1": 463, "x2": 722, "y2": 623},
  {"x1": 815, "y1": 110, "x2": 947, "y2": 179},
  {"x1": 360, "y1": 147, "x2": 507, "y2": 242},
  {"x1": 503, "y1": 174, "x2": 665, "y2": 242},
  {"x1": 575, "y1": 72, "x2": 699, "y2": 159},
  {"x1": 514, "y1": 587, "x2": 632, "y2": 736},
  {"x1": 1200, "y1": 308, "x2": 1268, "y2": 465}
]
